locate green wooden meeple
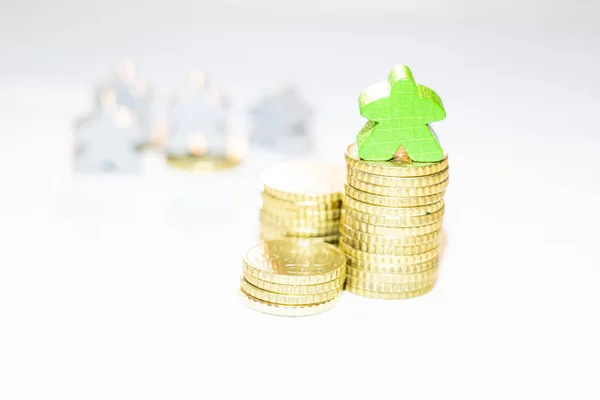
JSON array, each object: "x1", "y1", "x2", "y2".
[{"x1": 356, "y1": 65, "x2": 446, "y2": 162}]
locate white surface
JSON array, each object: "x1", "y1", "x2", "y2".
[{"x1": 1, "y1": 1, "x2": 599, "y2": 399}]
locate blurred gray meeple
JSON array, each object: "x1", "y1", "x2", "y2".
[
  {"x1": 74, "y1": 62, "x2": 152, "y2": 173},
  {"x1": 250, "y1": 87, "x2": 313, "y2": 154},
  {"x1": 96, "y1": 62, "x2": 154, "y2": 144},
  {"x1": 74, "y1": 108, "x2": 143, "y2": 173},
  {"x1": 167, "y1": 72, "x2": 230, "y2": 157}
]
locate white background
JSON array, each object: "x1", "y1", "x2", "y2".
[{"x1": 1, "y1": 1, "x2": 599, "y2": 399}]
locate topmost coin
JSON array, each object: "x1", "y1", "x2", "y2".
[
  {"x1": 345, "y1": 143, "x2": 447, "y2": 177},
  {"x1": 262, "y1": 161, "x2": 344, "y2": 202}
]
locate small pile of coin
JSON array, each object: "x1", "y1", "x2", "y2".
[
  {"x1": 259, "y1": 161, "x2": 344, "y2": 244},
  {"x1": 339, "y1": 143, "x2": 449, "y2": 299},
  {"x1": 240, "y1": 239, "x2": 346, "y2": 316}
]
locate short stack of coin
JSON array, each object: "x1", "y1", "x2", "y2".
[
  {"x1": 259, "y1": 161, "x2": 344, "y2": 244},
  {"x1": 339, "y1": 143, "x2": 449, "y2": 299},
  {"x1": 240, "y1": 239, "x2": 346, "y2": 316}
]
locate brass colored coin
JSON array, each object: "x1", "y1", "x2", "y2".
[
  {"x1": 239, "y1": 290, "x2": 341, "y2": 317},
  {"x1": 240, "y1": 278, "x2": 342, "y2": 305},
  {"x1": 166, "y1": 154, "x2": 242, "y2": 171},
  {"x1": 341, "y1": 211, "x2": 443, "y2": 236},
  {"x1": 347, "y1": 166, "x2": 449, "y2": 188},
  {"x1": 340, "y1": 223, "x2": 440, "y2": 247},
  {"x1": 260, "y1": 210, "x2": 339, "y2": 228},
  {"x1": 346, "y1": 265, "x2": 438, "y2": 283},
  {"x1": 347, "y1": 176, "x2": 449, "y2": 197},
  {"x1": 339, "y1": 234, "x2": 440, "y2": 256},
  {"x1": 343, "y1": 196, "x2": 444, "y2": 217},
  {"x1": 259, "y1": 224, "x2": 339, "y2": 238},
  {"x1": 268, "y1": 208, "x2": 341, "y2": 221},
  {"x1": 342, "y1": 205, "x2": 444, "y2": 228},
  {"x1": 339, "y1": 241, "x2": 439, "y2": 265},
  {"x1": 260, "y1": 224, "x2": 340, "y2": 239},
  {"x1": 261, "y1": 192, "x2": 342, "y2": 211},
  {"x1": 260, "y1": 221, "x2": 340, "y2": 238},
  {"x1": 346, "y1": 253, "x2": 438, "y2": 274},
  {"x1": 260, "y1": 231, "x2": 339, "y2": 243},
  {"x1": 344, "y1": 183, "x2": 445, "y2": 207},
  {"x1": 345, "y1": 143, "x2": 448, "y2": 177},
  {"x1": 345, "y1": 274, "x2": 437, "y2": 292},
  {"x1": 262, "y1": 161, "x2": 344, "y2": 202},
  {"x1": 242, "y1": 239, "x2": 346, "y2": 285},
  {"x1": 345, "y1": 282, "x2": 436, "y2": 300},
  {"x1": 263, "y1": 205, "x2": 342, "y2": 221},
  {"x1": 243, "y1": 268, "x2": 346, "y2": 295}
]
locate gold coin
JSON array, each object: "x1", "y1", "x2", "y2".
[
  {"x1": 341, "y1": 210, "x2": 443, "y2": 236},
  {"x1": 347, "y1": 176, "x2": 449, "y2": 197},
  {"x1": 346, "y1": 253, "x2": 438, "y2": 274},
  {"x1": 239, "y1": 290, "x2": 341, "y2": 317},
  {"x1": 342, "y1": 205, "x2": 444, "y2": 228},
  {"x1": 243, "y1": 269, "x2": 346, "y2": 295},
  {"x1": 262, "y1": 161, "x2": 344, "y2": 202},
  {"x1": 265, "y1": 208, "x2": 341, "y2": 221},
  {"x1": 343, "y1": 196, "x2": 443, "y2": 217},
  {"x1": 260, "y1": 231, "x2": 339, "y2": 243},
  {"x1": 345, "y1": 143, "x2": 448, "y2": 177},
  {"x1": 344, "y1": 183, "x2": 445, "y2": 207},
  {"x1": 339, "y1": 234, "x2": 440, "y2": 256},
  {"x1": 345, "y1": 274, "x2": 437, "y2": 292},
  {"x1": 347, "y1": 166, "x2": 449, "y2": 188},
  {"x1": 346, "y1": 265, "x2": 438, "y2": 283},
  {"x1": 339, "y1": 241, "x2": 439, "y2": 265},
  {"x1": 262, "y1": 204, "x2": 340, "y2": 221},
  {"x1": 166, "y1": 154, "x2": 242, "y2": 171},
  {"x1": 345, "y1": 282, "x2": 436, "y2": 300},
  {"x1": 242, "y1": 239, "x2": 346, "y2": 285},
  {"x1": 240, "y1": 278, "x2": 342, "y2": 305},
  {"x1": 261, "y1": 192, "x2": 342, "y2": 211},
  {"x1": 340, "y1": 223, "x2": 440, "y2": 246},
  {"x1": 260, "y1": 224, "x2": 340, "y2": 239},
  {"x1": 259, "y1": 213, "x2": 339, "y2": 233}
]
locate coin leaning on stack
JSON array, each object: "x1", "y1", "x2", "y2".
[
  {"x1": 240, "y1": 239, "x2": 346, "y2": 316},
  {"x1": 259, "y1": 161, "x2": 344, "y2": 244},
  {"x1": 340, "y1": 143, "x2": 449, "y2": 299}
]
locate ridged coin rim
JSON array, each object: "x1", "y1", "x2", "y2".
[
  {"x1": 340, "y1": 242, "x2": 439, "y2": 264},
  {"x1": 342, "y1": 206, "x2": 445, "y2": 227},
  {"x1": 239, "y1": 290, "x2": 341, "y2": 317},
  {"x1": 261, "y1": 192, "x2": 342, "y2": 211},
  {"x1": 343, "y1": 196, "x2": 444, "y2": 217},
  {"x1": 339, "y1": 234, "x2": 440, "y2": 256},
  {"x1": 347, "y1": 166, "x2": 449, "y2": 188},
  {"x1": 345, "y1": 274, "x2": 437, "y2": 292},
  {"x1": 346, "y1": 253, "x2": 439, "y2": 274},
  {"x1": 344, "y1": 183, "x2": 445, "y2": 207},
  {"x1": 347, "y1": 176, "x2": 449, "y2": 197},
  {"x1": 260, "y1": 232, "x2": 340, "y2": 243},
  {"x1": 243, "y1": 268, "x2": 346, "y2": 295},
  {"x1": 240, "y1": 278, "x2": 342, "y2": 305},
  {"x1": 339, "y1": 223, "x2": 440, "y2": 246},
  {"x1": 341, "y1": 211, "x2": 443, "y2": 236},
  {"x1": 346, "y1": 265, "x2": 438, "y2": 283},
  {"x1": 345, "y1": 282, "x2": 436, "y2": 300}
]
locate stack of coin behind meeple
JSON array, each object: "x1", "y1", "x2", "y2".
[
  {"x1": 240, "y1": 239, "x2": 346, "y2": 316},
  {"x1": 259, "y1": 161, "x2": 344, "y2": 244},
  {"x1": 339, "y1": 143, "x2": 449, "y2": 299}
]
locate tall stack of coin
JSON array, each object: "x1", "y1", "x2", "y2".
[
  {"x1": 339, "y1": 143, "x2": 449, "y2": 299},
  {"x1": 259, "y1": 161, "x2": 344, "y2": 244},
  {"x1": 240, "y1": 239, "x2": 346, "y2": 316}
]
